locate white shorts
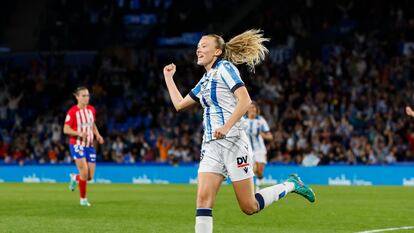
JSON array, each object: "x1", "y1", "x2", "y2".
[
  {"x1": 253, "y1": 151, "x2": 267, "y2": 164},
  {"x1": 198, "y1": 133, "x2": 254, "y2": 182}
]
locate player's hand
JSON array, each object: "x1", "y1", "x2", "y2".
[
  {"x1": 214, "y1": 126, "x2": 230, "y2": 139},
  {"x1": 78, "y1": 132, "x2": 87, "y2": 140},
  {"x1": 96, "y1": 135, "x2": 104, "y2": 144},
  {"x1": 406, "y1": 106, "x2": 414, "y2": 117},
  {"x1": 163, "y1": 63, "x2": 176, "y2": 79}
]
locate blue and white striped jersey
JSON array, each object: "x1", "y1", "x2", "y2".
[
  {"x1": 244, "y1": 116, "x2": 270, "y2": 153},
  {"x1": 189, "y1": 59, "x2": 245, "y2": 142}
]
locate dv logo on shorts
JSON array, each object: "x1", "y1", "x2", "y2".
[{"x1": 237, "y1": 156, "x2": 249, "y2": 173}]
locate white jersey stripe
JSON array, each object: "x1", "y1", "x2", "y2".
[
  {"x1": 87, "y1": 109, "x2": 94, "y2": 146},
  {"x1": 84, "y1": 109, "x2": 91, "y2": 147},
  {"x1": 79, "y1": 109, "x2": 87, "y2": 147},
  {"x1": 84, "y1": 109, "x2": 93, "y2": 147},
  {"x1": 75, "y1": 111, "x2": 81, "y2": 145}
]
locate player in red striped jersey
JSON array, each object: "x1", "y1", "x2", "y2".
[{"x1": 63, "y1": 86, "x2": 104, "y2": 207}]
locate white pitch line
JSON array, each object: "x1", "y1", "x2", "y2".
[{"x1": 355, "y1": 226, "x2": 414, "y2": 233}]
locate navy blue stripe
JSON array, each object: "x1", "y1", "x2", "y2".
[
  {"x1": 211, "y1": 79, "x2": 225, "y2": 125},
  {"x1": 255, "y1": 193, "x2": 265, "y2": 210},
  {"x1": 230, "y1": 83, "x2": 245, "y2": 93},
  {"x1": 249, "y1": 121, "x2": 255, "y2": 150},
  {"x1": 256, "y1": 125, "x2": 261, "y2": 148},
  {"x1": 189, "y1": 91, "x2": 199, "y2": 102},
  {"x1": 223, "y1": 62, "x2": 243, "y2": 84},
  {"x1": 249, "y1": 135, "x2": 255, "y2": 151},
  {"x1": 196, "y1": 208, "x2": 212, "y2": 217},
  {"x1": 279, "y1": 191, "x2": 286, "y2": 199},
  {"x1": 201, "y1": 97, "x2": 212, "y2": 140}
]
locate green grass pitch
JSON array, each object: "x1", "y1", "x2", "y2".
[{"x1": 0, "y1": 183, "x2": 413, "y2": 233}]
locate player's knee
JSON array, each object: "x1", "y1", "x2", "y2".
[
  {"x1": 197, "y1": 193, "x2": 213, "y2": 207},
  {"x1": 240, "y1": 202, "x2": 258, "y2": 215},
  {"x1": 79, "y1": 171, "x2": 88, "y2": 180}
]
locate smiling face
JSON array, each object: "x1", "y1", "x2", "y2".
[{"x1": 196, "y1": 36, "x2": 223, "y2": 71}]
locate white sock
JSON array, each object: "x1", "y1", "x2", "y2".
[
  {"x1": 195, "y1": 209, "x2": 212, "y2": 233},
  {"x1": 283, "y1": 181, "x2": 295, "y2": 192},
  {"x1": 255, "y1": 182, "x2": 292, "y2": 211}
]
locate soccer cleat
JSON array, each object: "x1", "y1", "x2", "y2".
[
  {"x1": 69, "y1": 173, "x2": 77, "y2": 191},
  {"x1": 286, "y1": 174, "x2": 316, "y2": 203},
  {"x1": 80, "y1": 199, "x2": 91, "y2": 207}
]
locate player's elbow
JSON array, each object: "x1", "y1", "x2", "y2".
[
  {"x1": 175, "y1": 105, "x2": 183, "y2": 112},
  {"x1": 175, "y1": 102, "x2": 187, "y2": 112},
  {"x1": 63, "y1": 125, "x2": 70, "y2": 135}
]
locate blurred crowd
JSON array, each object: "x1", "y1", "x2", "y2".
[{"x1": 1, "y1": 0, "x2": 414, "y2": 165}]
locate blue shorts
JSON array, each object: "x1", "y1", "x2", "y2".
[{"x1": 69, "y1": 145, "x2": 97, "y2": 163}]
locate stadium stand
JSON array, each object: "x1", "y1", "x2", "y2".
[{"x1": 1, "y1": 0, "x2": 414, "y2": 165}]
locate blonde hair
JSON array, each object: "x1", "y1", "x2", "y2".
[{"x1": 205, "y1": 29, "x2": 270, "y2": 72}]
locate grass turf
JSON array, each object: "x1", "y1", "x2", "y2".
[{"x1": 0, "y1": 183, "x2": 413, "y2": 233}]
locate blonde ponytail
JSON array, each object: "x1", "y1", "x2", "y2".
[
  {"x1": 205, "y1": 29, "x2": 270, "y2": 72},
  {"x1": 224, "y1": 29, "x2": 269, "y2": 72}
]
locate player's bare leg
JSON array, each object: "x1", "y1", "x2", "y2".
[
  {"x1": 232, "y1": 177, "x2": 258, "y2": 215},
  {"x1": 75, "y1": 158, "x2": 91, "y2": 206},
  {"x1": 195, "y1": 172, "x2": 224, "y2": 233},
  {"x1": 233, "y1": 174, "x2": 315, "y2": 215},
  {"x1": 87, "y1": 162, "x2": 95, "y2": 181}
]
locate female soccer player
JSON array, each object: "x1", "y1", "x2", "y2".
[
  {"x1": 163, "y1": 29, "x2": 315, "y2": 233},
  {"x1": 245, "y1": 102, "x2": 273, "y2": 191},
  {"x1": 64, "y1": 87, "x2": 104, "y2": 207}
]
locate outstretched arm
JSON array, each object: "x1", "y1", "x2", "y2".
[{"x1": 163, "y1": 63, "x2": 197, "y2": 112}]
